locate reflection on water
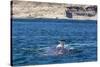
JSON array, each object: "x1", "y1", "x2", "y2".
[{"x1": 12, "y1": 19, "x2": 97, "y2": 66}]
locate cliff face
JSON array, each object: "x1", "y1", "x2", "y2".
[
  {"x1": 12, "y1": 1, "x2": 67, "y2": 18},
  {"x1": 12, "y1": 1, "x2": 97, "y2": 20}
]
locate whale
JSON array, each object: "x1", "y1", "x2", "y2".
[{"x1": 21, "y1": 45, "x2": 82, "y2": 56}]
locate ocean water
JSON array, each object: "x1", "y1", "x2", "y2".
[{"x1": 11, "y1": 19, "x2": 97, "y2": 66}]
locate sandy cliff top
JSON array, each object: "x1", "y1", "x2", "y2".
[{"x1": 12, "y1": 1, "x2": 97, "y2": 20}]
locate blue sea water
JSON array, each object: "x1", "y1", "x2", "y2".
[{"x1": 12, "y1": 19, "x2": 97, "y2": 66}]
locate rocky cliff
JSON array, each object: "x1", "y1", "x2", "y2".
[{"x1": 12, "y1": 1, "x2": 97, "y2": 20}]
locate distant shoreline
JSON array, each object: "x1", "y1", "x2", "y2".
[
  {"x1": 12, "y1": 1, "x2": 97, "y2": 21},
  {"x1": 12, "y1": 17, "x2": 97, "y2": 21},
  {"x1": 12, "y1": 15, "x2": 97, "y2": 20}
]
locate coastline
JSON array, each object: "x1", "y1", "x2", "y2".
[
  {"x1": 12, "y1": 17, "x2": 97, "y2": 22},
  {"x1": 12, "y1": 17, "x2": 97, "y2": 21},
  {"x1": 12, "y1": 1, "x2": 97, "y2": 21}
]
